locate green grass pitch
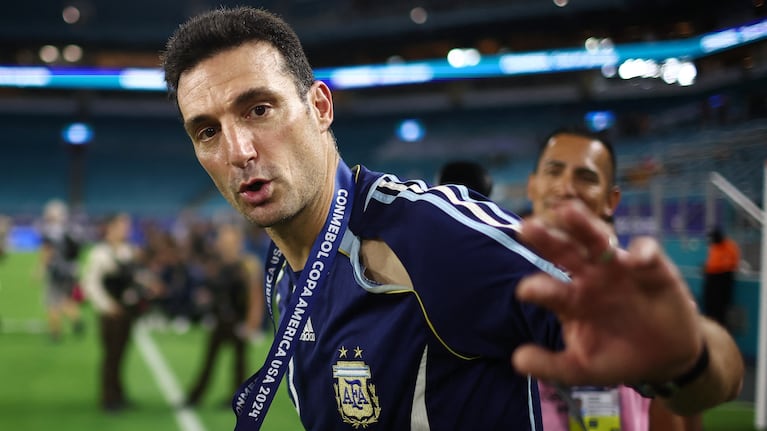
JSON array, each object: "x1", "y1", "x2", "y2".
[{"x1": 0, "y1": 251, "x2": 757, "y2": 430}]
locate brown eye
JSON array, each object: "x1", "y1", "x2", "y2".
[
  {"x1": 543, "y1": 166, "x2": 562, "y2": 176},
  {"x1": 249, "y1": 105, "x2": 269, "y2": 117},
  {"x1": 197, "y1": 126, "x2": 219, "y2": 142},
  {"x1": 577, "y1": 171, "x2": 600, "y2": 184}
]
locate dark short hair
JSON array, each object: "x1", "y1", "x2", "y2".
[
  {"x1": 534, "y1": 126, "x2": 618, "y2": 186},
  {"x1": 708, "y1": 226, "x2": 724, "y2": 243},
  {"x1": 437, "y1": 160, "x2": 494, "y2": 197},
  {"x1": 161, "y1": 6, "x2": 315, "y2": 104}
]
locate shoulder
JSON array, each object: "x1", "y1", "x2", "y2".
[
  {"x1": 352, "y1": 165, "x2": 520, "y2": 236},
  {"x1": 350, "y1": 166, "x2": 564, "y2": 282}
]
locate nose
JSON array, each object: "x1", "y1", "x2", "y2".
[
  {"x1": 223, "y1": 122, "x2": 257, "y2": 168},
  {"x1": 552, "y1": 170, "x2": 577, "y2": 198}
]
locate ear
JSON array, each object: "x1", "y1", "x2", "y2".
[
  {"x1": 310, "y1": 80, "x2": 334, "y2": 131},
  {"x1": 526, "y1": 173, "x2": 537, "y2": 201},
  {"x1": 603, "y1": 185, "x2": 621, "y2": 218}
]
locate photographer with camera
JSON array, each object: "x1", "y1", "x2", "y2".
[{"x1": 81, "y1": 212, "x2": 159, "y2": 412}]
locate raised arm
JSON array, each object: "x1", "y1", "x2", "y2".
[
  {"x1": 511, "y1": 200, "x2": 744, "y2": 414},
  {"x1": 659, "y1": 315, "x2": 743, "y2": 414}
]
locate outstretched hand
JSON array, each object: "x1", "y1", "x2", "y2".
[{"x1": 513, "y1": 200, "x2": 702, "y2": 387}]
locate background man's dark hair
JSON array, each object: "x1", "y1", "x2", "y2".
[
  {"x1": 437, "y1": 160, "x2": 494, "y2": 197},
  {"x1": 534, "y1": 126, "x2": 618, "y2": 187},
  {"x1": 161, "y1": 6, "x2": 315, "y2": 104},
  {"x1": 708, "y1": 226, "x2": 725, "y2": 243}
]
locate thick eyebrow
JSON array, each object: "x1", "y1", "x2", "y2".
[
  {"x1": 183, "y1": 114, "x2": 214, "y2": 137},
  {"x1": 182, "y1": 87, "x2": 277, "y2": 136},
  {"x1": 543, "y1": 160, "x2": 601, "y2": 180},
  {"x1": 541, "y1": 160, "x2": 565, "y2": 171},
  {"x1": 232, "y1": 87, "x2": 277, "y2": 109}
]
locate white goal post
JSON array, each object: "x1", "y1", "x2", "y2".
[{"x1": 709, "y1": 168, "x2": 766, "y2": 430}]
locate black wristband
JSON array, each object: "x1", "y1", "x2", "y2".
[{"x1": 632, "y1": 342, "x2": 710, "y2": 398}]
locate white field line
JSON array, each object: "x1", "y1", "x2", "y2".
[
  {"x1": 133, "y1": 320, "x2": 207, "y2": 431},
  {"x1": 0, "y1": 318, "x2": 47, "y2": 333}
]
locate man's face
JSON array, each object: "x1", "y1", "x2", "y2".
[
  {"x1": 176, "y1": 41, "x2": 334, "y2": 228},
  {"x1": 108, "y1": 215, "x2": 131, "y2": 242},
  {"x1": 527, "y1": 133, "x2": 620, "y2": 223}
]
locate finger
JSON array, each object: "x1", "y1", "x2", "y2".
[
  {"x1": 518, "y1": 202, "x2": 618, "y2": 271},
  {"x1": 512, "y1": 344, "x2": 587, "y2": 386},
  {"x1": 553, "y1": 201, "x2": 617, "y2": 265},
  {"x1": 625, "y1": 237, "x2": 688, "y2": 297},
  {"x1": 518, "y1": 218, "x2": 589, "y2": 272},
  {"x1": 516, "y1": 272, "x2": 574, "y2": 316},
  {"x1": 513, "y1": 344, "x2": 630, "y2": 387},
  {"x1": 625, "y1": 236, "x2": 667, "y2": 277}
]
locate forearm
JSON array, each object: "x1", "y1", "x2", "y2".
[{"x1": 661, "y1": 316, "x2": 744, "y2": 415}]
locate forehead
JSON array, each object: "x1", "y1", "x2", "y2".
[
  {"x1": 540, "y1": 133, "x2": 611, "y2": 170},
  {"x1": 176, "y1": 41, "x2": 291, "y2": 116}
]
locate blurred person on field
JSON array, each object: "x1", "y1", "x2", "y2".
[
  {"x1": 37, "y1": 199, "x2": 84, "y2": 342},
  {"x1": 528, "y1": 128, "x2": 703, "y2": 431},
  {"x1": 143, "y1": 226, "x2": 197, "y2": 329},
  {"x1": 184, "y1": 223, "x2": 265, "y2": 407},
  {"x1": 702, "y1": 227, "x2": 740, "y2": 329},
  {"x1": 81, "y1": 212, "x2": 161, "y2": 412}
]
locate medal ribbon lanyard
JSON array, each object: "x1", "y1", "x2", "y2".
[{"x1": 232, "y1": 161, "x2": 355, "y2": 430}]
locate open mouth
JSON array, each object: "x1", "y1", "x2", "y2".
[
  {"x1": 239, "y1": 179, "x2": 271, "y2": 203},
  {"x1": 245, "y1": 181, "x2": 265, "y2": 192}
]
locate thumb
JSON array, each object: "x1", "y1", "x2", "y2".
[{"x1": 512, "y1": 344, "x2": 590, "y2": 387}]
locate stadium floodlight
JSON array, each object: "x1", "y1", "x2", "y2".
[
  {"x1": 661, "y1": 58, "x2": 681, "y2": 84},
  {"x1": 62, "y1": 122, "x2": 93, "y2": 145},
  {"x1": 676, "y1": 61, "x2": 697, "y2": 86},
  {"x1": 447, "y1": 48, "x2": 481, "y2": 68},
  {"x1": 397, "y1": 119, "x2": 425, "y2": 142}
]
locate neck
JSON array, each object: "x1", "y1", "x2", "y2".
[{"x1": 266, "y1": 154, "x2": 340, "y2": 271}]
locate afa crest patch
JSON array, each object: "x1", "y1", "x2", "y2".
[{"x1": 333, "y1": 346, "x2": 381, "y2": 428}]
